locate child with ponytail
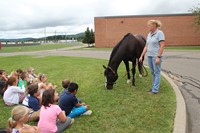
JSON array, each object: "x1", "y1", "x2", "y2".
[{"x1": 7, "y1": 105, "x2": 39, "y2": 133}]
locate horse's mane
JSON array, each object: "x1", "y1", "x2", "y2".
[{"x1": 108, "y1": 33, "x2": 132, "y2": 64}]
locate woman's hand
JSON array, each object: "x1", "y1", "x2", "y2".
[
  {"x1": 139, "y1": 56, "x2": 143, "y2": 62},
  {"x1": 155, "y1": 57, "x2": 160, "y2": 64}
]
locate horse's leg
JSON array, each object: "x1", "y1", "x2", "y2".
[
  {"x1": 123, "y1": 60, "x2": 131, "y2": 84},
  {"x1": 132, "y1": 59, "x2": 136, "y2": 86}
]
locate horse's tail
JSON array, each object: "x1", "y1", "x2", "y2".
[{"x1": 134, "y1": 34, "x2": 147, "y2": 77}]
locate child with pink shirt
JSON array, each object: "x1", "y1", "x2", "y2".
[{"x1": 38, "y1": 88, "x2": 74, "y2": 133}]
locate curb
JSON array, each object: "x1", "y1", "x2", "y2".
[{"x1": 161, "y1": 72, "x2": 186, "y2": 133}]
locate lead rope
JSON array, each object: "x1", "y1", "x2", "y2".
[{"x1": 112, "y1": 63, "x2": 148, "y2": 84}]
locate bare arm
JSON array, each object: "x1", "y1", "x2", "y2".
[
  {"x1": 157, "y1": 41, "x2": 165, "y2": 57},
  {"x1": 1, "y1": 74, "x2": 8, "y2": 81},
  {"x1": 21, "y1": 125, "x2": 40, "y2": 133},
  {"x1": 12, "y1": 86, "x2": 25, "y2": 93},
  {"x1": 39, "y1": 83, "x2": 53, "y2": 90},
  {"x1": 57, "y1": 111, "x2": 67, "y2": 122},
  {"x1": 75, "y1": 103, "x2": 89, "y2": 111},
  {"x1": 155, "y1": 41, "x2": 165, "y2": 64},
  {"x1": 75, "y1": 103, "x2": 83, "y2": 107}
]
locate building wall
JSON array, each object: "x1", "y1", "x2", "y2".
[{"x1": 94, "y1": 14, "x2": 200, "y2": 48}]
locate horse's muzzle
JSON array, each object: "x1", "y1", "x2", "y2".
[
  {"x1": 105, "y1": 82, "x2": 115, "y2": 89},
  {"x1": 106, "y1": 85, "x2": 113, "y2": 89}
]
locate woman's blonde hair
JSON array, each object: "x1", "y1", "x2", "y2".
[
  {"x1": 7, "y1": 105, "x2": 29, "y2": 130},
  {"x1": 148, "y1": 20, "x2": 162, "y2": 29}
]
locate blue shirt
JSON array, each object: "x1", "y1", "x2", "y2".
[
  {"x1": 59, "y1": 88, "x2": 68, "y2": 97},
  {"x1": 146, "y1": 29, "x2": 165, "y2": 57},
  {"x1": 0, "y1": 78, "x2": 6, "y2": 96},
  {"x1": 28, "y1": 96, "x2": 40, "y2": 111},
  {"x1": 58, "y1": 92, "x2": 78, "y2": 115}
]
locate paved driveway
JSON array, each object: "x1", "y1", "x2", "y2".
[
  {"x1": 162, "y1": 51, "x2": 200, "y2": 133},
  {"x1": 1, "y1": 47, "x2": 200, "y2": 133}
]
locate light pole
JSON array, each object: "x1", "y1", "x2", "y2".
[{"x1": 44, "y1": 28, "x2": 46, "y2": 43}]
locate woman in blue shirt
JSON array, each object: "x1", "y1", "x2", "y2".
[{"x1": 139, "y1": 20, "x2": 165, "y2": 94}]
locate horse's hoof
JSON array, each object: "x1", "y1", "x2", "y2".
[{"x1": 127, "y1": 80, "x2": 131, "y2": 84}]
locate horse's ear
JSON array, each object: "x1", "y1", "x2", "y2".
[{"x1": 102, "y1": 65, "x2": 107, "y2": 69}]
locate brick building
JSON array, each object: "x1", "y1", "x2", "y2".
[{"x1": 94, "y1": 13, "x2": 200, "y2": 48}]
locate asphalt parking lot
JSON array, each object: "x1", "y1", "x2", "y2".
[{"x1": 161, "y1": 50, "x2": 200, "y2": 133}]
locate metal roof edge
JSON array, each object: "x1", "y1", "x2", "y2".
[{"x1": 94, "y1": 13, "x2": 193, "y2": 19}]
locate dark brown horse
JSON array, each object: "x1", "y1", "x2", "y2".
[{"x1": 103, "y1": 33, "x2": 146, "y2": 89}]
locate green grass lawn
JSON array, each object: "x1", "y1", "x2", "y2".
[
  {"x1": 77, "y1": 46, "x2": 200, "y2": 51},
  {"x1": 0, "y1": 43, "x2": 83, "y2": 53},
  {"x1": 0, "y1": 56, "x2": 176, "y2": 133},
  {"x1": 165, "y1": 46, "x2": 200, "y2": 50}
]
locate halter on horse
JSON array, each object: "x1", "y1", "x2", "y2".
[{"x1": 103, "y1": 33, "x2": 146, "y2": 89}]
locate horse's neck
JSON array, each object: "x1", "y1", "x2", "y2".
[{"x1": 108, "y1": 52, "x2": 123, "y2": 72}]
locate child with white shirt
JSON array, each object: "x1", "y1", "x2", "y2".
[{"x1": 3, "y1": 76, "x2": 25, "y2": 106}]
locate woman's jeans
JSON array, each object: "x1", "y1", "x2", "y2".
[{"x1": 148, "y1": 56, "x2": 162, "y2": 93}]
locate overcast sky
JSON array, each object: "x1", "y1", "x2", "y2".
[{"x1": 0, "y1": 0, "x2": 199, "y2": 39}]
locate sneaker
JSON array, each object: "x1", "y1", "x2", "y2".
[
  {"x1": 81, "y1": 110, "x2": 92, "y2": 115},
  {"x1": 148, "y1": 91, "x2": 158, "y2": 95},
  {"x1": 70, "y1": 118, "x2": 75, "y2": 125}
]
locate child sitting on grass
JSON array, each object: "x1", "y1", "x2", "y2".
[
  {"x1": 38, "y1": 73, "x2": 57, "y2": 94},
  {"x1": 38, "y1": 88, "x2": 73, "y2": 133},
  {"x1": 60, "y1": 79, "x2": 82, "y2": 103},
  {"x1": 60, "y1": 79, "x2": 71, "y2": 97},
  {"x1": 27, "y1": 67, "x2": 38, "y2": 84},
  {"x1": 3, "y1": 76, "x2": 25, "y2": 106},
  {"x1": 18, "y1": 71, "x2": 29, "y2": 91},
  {"x1": 22, "y1": 83, "x2": 41, "y2": 122},
  {"x1": 16, "y1": 68, "x2": 23, "y2": 80},
  {"x1": 7, "y1": 105, "x2": 39, "y2": 133},
  {"x1": 0, "y1": 69, "x2": 8, "y2": 96},
  {"x1": 58, "y1": 82, "x2": 92, "y2": 118}
]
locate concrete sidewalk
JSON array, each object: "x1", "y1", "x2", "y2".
[{"x1": 161, "y1": 72, "x2": 186, "y2": 133}]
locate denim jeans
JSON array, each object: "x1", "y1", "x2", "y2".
[{"x1": 148, "y1": 56, "x2": 162, "y2": 93}]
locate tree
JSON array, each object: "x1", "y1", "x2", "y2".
[
  {"x1": 90, "y1": 29, "x2": 95, "y2": 44},
  {"x1": 190, "y1": 4, "x2": 200, "y2": 25},
  {"x1": 82, "y1": 27, "x2": 95, "y2": 47}
]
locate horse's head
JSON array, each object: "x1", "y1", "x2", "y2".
[{"x1": 103, "y1": 65, "x2": 118, "y2": 89}]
